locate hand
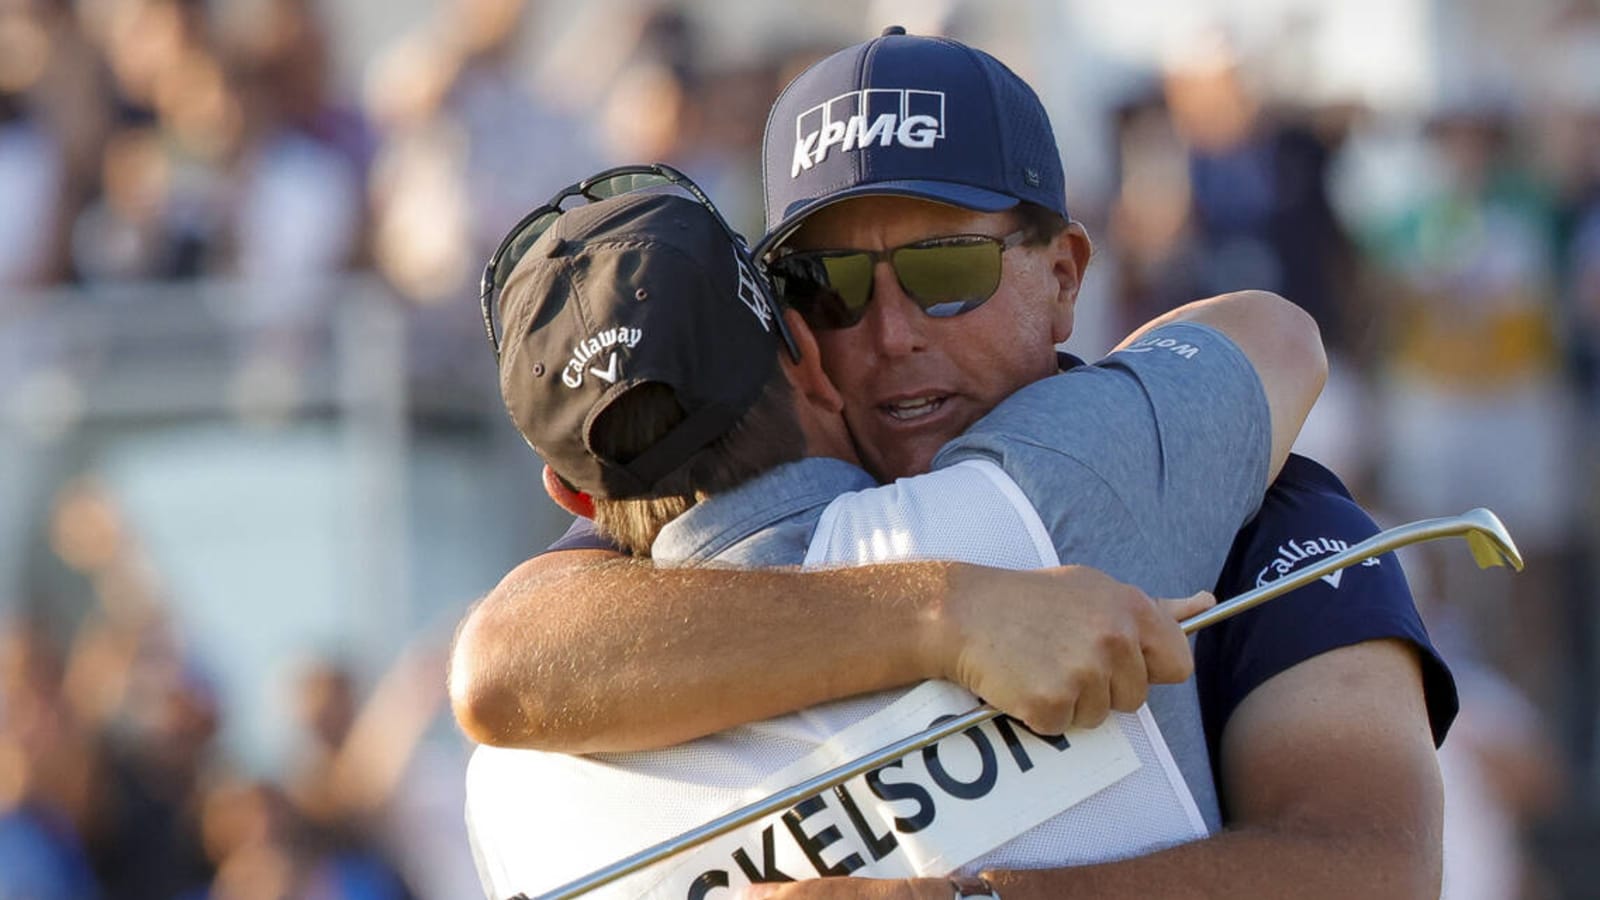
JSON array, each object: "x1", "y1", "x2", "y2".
[
  {"x1": 741, "y1": 876, "x2": 951, "y2": 899},
  {"x1": 929, "y1": 564, "x2": 1214, "y2": 735}
]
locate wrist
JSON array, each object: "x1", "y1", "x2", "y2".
[
  {"x1": 819, "y1": 560, "x2": 958, "y2": 688},
  {"x1": 949, "y1": 874, "x2": 1001, "y2": 898},
  {"x1": 917, "y1": 560, "x2": 970, "y2": 682}
]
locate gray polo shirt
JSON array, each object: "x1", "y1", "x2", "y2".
[{"x1": 652, "y1": 321, "x2": 1271, "y2": 831}]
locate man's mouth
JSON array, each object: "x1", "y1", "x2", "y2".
[{"x1": 882, "y1": 395, "x2": 948, "y2": 422}]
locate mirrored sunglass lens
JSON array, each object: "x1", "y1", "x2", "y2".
[
  {"x1": 893, "y1": 241, "x2": 1002, "y2": 318},
  {"x1": 494, "y1": 210, "x2": 562, "y2": 291},
  {"x1": 772, "y1": 254, "x2": 870, "y2": 330},
  {"x1": 820, "y1": 254, "x2": 874, "y2": 314},
  {"x1": 586, "y1": 172, "x2": 673, "y2": 199}
]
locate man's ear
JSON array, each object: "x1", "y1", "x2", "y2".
[
  {"x1": 1048, "y1": 221, "x2": 1094, "y2": 345},
  {"x1": 779, "y1": 309, "x2": 844, "y2": 414},
  {"x1": 543, "y1": 464, "x2": 595, "y2": 520}
]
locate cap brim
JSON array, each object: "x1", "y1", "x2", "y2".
[{"x1": 755, "y1": 180, "x2": 1020, "y2": 258}]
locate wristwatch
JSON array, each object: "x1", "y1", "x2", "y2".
[{"x1": 949, "y1": 875, "x2": 1001, "y2": 899}]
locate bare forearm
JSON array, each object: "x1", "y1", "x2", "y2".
[
  {"x1": 449, "y1": 554, "x2": 953, "y2": 751},
  {"x1": 984, "y1": 823, "x2": 1439, "y2": 900},
  {"x1": 450, "y1": 551, "x2": 1198, "y2": 751},
  {"x1": 752, "y1": 823, "x2": 1438, "y2": 900},
  {"x1": 751, "y1": 641, "x2": 1443, "y2": 900},
  {"x1": 991, "y1": 640, "x2": 1439, "y2": 900}
]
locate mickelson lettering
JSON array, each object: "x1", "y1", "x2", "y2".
[{"x1": 685, "y1": 713, "x2": 1072, "y2": 895}]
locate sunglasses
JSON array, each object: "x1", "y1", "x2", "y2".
[
  {"x1": 765, "y1": 229, "x2": 1028, "y2": 330},
  {"x1": 478, "y1": 163, "x2": 799, "y2": 363}
]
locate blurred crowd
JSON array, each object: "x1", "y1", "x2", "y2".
[
  {"x1": 1, "y1": 477, "x2": 446, "y2": 898},
  {"x1": 3, "y1": 0, "x2": 1600, "y2": 896}
]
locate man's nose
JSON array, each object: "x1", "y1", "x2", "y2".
[{"x1": 860, "y1": 262, "x2": 927, "y2": 358}]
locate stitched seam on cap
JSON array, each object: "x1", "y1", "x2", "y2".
[
  {"x1": 565, "y1": 253, "x2": 595, "y2": 340},
  {"x1": 962, "y1": 40, "x2": 1011, "y2": 196},
  {"x1": 854, "y1": 37, "x2": 879, "y2": 183}
]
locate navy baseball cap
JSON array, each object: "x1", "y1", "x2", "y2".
[{"x1": 758, "y1": 26, "x2": 1068, "y2": 256}]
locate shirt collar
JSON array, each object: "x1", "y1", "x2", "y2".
[{"x1": 652, "y1": 457, "x2": 877, "y2": 564}]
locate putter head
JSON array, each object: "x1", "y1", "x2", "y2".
[{"x1": 1461, "y1": 508, "x2": 1524, "y2": 571}]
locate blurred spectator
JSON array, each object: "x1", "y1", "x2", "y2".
[
  {"x1": 655, "y1": 59, "x2": 777, "y2": 239},
  {"x1": 82, "y1": 613, "x2": 221, "y2": 898},
  {"x1": 366, "y1": 0, "x2": 604, "y2": 307},
  {"x1": 197, "y1": 777, "x2": 302, "y2": 900},
  {"x1": 70, "y1": 124, "x2": 191, "y2": 280},
  {"x1": 276, "y1": 649, "x2": 447, "y2": 899},
  {"x1": 597, "y1": 60, "x2": 688, "y2": 177},
  {"x1": 0, "y1": 618, "x2": 103, "y2": 899},
  {"x1": 71, "y1": 0, "x2": 241, "y2": 282},
  {"x1": 1107, "y1": 89, "x2": 1207, "y2": 338},
  {"x1": 41, "y1": 477, "x2": 214, "y2": 897},
  {"x1": 1537, "y1": 8, "x2": 1600, "y2": 421},
  {"x1": 1403, "y1": 540, "x2": 1567, "y2": 900},
  {"x1": 1364, "y1": 104, "x2": 1581, "y2": 745},
  {"x1": 0, "y1": 0, "x2": 67, "y2": 287},
  {"x1": 197, "y1": 773, "x2": 415, "y2": 900},
  {"x1": 1537, "y1": 3, "x2": 1600, "y2": 795},
  {"x1": 229, "y1": 0, "x2": 371, "y2": 294},
  {"x1": 586, "y1": 6, "x2": 769, "y2": 233},
  {"x1": 1573, "y1": 196, "x2": 1600, "y2": 405},
  {"x1": 217, "y1": 0, "x2": 376, "y2": 425},
  {"x1": 1161, "y1": 33, "x2": 1360, "y2": 354},
  {"x1": 1439, "y1": 659, "x2": 1566, "y2": 900},
  {"x1": 2, "y1": 0, "x2": 114, "y2": 286},
  {"x1": 33, "y1": 473, "x2": 445, "y2": 898}
]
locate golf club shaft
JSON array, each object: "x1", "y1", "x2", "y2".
[
  {"x1": 534, "y1": 509, "x2": 1513, "y2": 900},
  {"x1": 1181, "y1": 507, "x2": 1517, "y2": 632}
]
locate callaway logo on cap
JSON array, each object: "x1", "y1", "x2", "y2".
[
  {"x1": 759, "y1": 26, "x2": 1069, "y2": 256},
  {"x1": 560, "y1": 326, "x2": 643, "y2": 389}
]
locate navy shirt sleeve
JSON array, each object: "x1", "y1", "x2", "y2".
[
  {"x1": 546, "y1": 516, "x2": 624, "y2": 553},
  {"x1": 1195, "y1": 454, "x2": 1459, "y2": 784}
]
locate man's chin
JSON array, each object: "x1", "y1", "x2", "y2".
[
  {"x1": 862, "y1": 441, "x2": 943, "y2": 483},
  {"x1": 851, "y1": 419, "x2": 966, "y2": 483}
]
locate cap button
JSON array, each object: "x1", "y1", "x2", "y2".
[{"x1": 881, "y1": 25, "x2": 906, "y2": 36}]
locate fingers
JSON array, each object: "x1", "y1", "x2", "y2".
[
  {"x1": 1017, "y1": 695, "x2": 1076, "y2": 738},
  {"x1": 1107, "y1": 650, "x2": 1150, "y2": 714},
  {"x1": 1141, "y1": 597, "x2": 1201, "y2": 685},
  {"x1": 950, "y1": 568, "x2": 1206, "y2": 733},
  {"x1": 1070, "y1": 675, "x2": 1112, "y2": 730},
  {"x1": 1023, "y1": 629, "x2": 1139, "y2": 733},
  {"x1": 1161, "y1": 590, "x2": 1217, "y2": 624}
]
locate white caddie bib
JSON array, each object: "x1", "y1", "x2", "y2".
[
  {"x1": 637, "y1": 681, "x2": 1142, "y2": 895},
  {"x1": 797, "y1": 460, "x2": 1209, "y2": 875},
  {"x1": 466, "y1": 460, "x2": 1208, "y2": 899}
]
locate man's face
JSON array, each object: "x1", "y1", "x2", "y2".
[{"x1": 784, "y1": 196, "x2": 1083, "y2": 480}]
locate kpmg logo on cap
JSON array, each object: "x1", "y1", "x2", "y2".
[{"x1": 792, "y1": 89, "x2": 946, "y2": 178}]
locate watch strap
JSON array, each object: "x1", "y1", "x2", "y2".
[{"x1": 949, "y1": 874, "x2": 1001, "y2": 899}]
